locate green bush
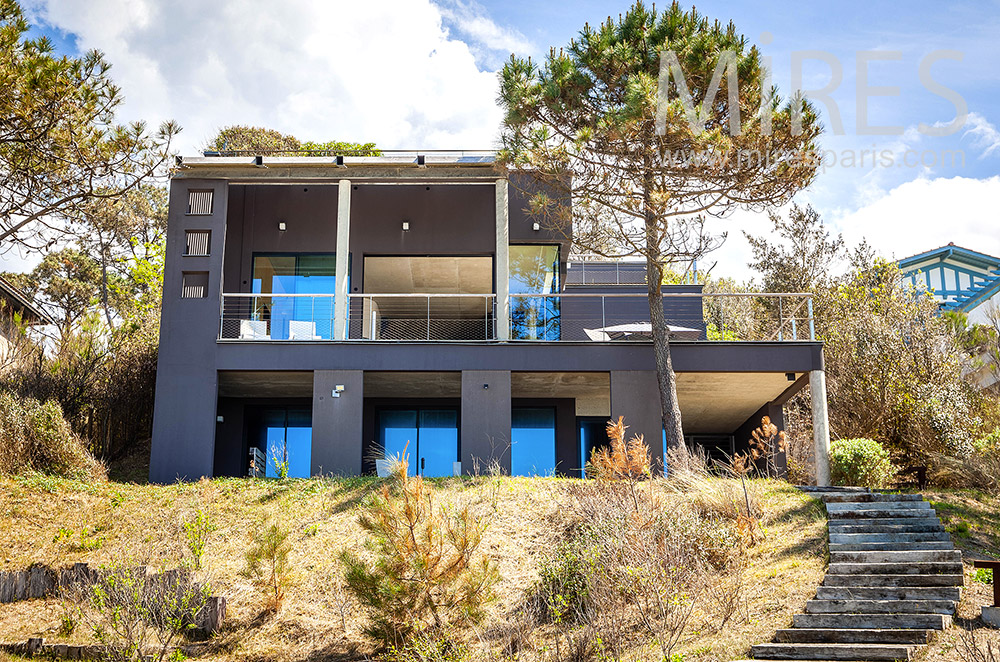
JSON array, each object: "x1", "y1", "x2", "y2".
[
  {"x1": 830, "y1": 438, "x2": 896, "y2": 488},
  {"x1": 0, "y1": 389, "x2": 105, "y2": 480}
]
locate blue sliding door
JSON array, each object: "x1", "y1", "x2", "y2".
[
  {"x1": 511, "y1": 407, "x2": 556, "y2": 476},
  {"x1": 378, "y1": 408, "x2": 458, "y2": 478},
  {"x1": 257, "y1": 407, "x2": 312, "y2": 478}
]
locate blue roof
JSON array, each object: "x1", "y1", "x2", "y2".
[{"x1": 898, "y1": 244, "x2": 1000, "y2": 271}]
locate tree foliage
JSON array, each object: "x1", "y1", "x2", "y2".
[
  {"x1": 497, "y1": 1, "x2": 821, "y2": 447},
  {"x1": 341, "y1": 456, "x2": 498, "y2": 647},
  {"x1": 745, "y1": 203, "x2": 843, "y2": 294},
  {"x1": 206, "y1": 125, "x2": 379, "y2": 155},
  {"x1": 0, "y1": 0, "x2": 178, "y2": 251}
]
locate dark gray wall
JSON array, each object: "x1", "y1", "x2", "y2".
[
  {"x1": 461, "y1": 370, "x2": 512, "y2": 474},
  {"x1": 224, "y1": 185, "x2": 340, "y2": 293},
  {"x1": 609, "y1": 370, "x2": 663, "y2": 470},
  {"x1": 312, "y1": 370, "x2": 364, "y2": 476},
  {"x1": 149, "y1": 179, "x2": 228, "y2": 483}
]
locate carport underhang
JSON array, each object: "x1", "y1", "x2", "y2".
[{"x1": 217, "y1": 369, "x2": 807, "y2": 436}]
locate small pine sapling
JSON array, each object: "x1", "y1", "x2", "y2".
[{"x1": 241, "y1": 521, "x2": 294, "y2": 613}]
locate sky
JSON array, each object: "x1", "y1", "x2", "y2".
[{"x1": 5, "y1": 0, "x2": 1000, "y2": 281}]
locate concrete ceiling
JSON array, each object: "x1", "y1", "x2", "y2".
[
  {"x1": 364, "y1": 257, "x2": 492, "y2": 294},
  {"x1": 364, "y1": 371, "x2": 462, "y2": 397},
  {"x1": 675, "y1": 372, "x2": 796, "y2": 434},
  {"x1": 218, "y1": 371, "x2": 313, "y2": 398},
  {"x1": 511, "y1": 372, "x2": 611, "y2": 417}
]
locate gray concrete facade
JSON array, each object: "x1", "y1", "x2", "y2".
[
  {"x1": 461, "y1": 370, "x2": 512, "y2": 474},
  {"x1": 311, "y1": 370, "x2": 364, "y2": 475},
  {"x1": 149, "y1": 179, "x2": 228, "y2": 483}
]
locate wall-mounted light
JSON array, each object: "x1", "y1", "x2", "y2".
[
  {"x1": 332, "y1": 385, "x2": 345, "y2": 398},
  {"x1": 402, "y1": 221, "x2": 410, "y2": 232},
  {"x1": 278, "y1": 222, "x2": 287, "y2": 231},
  {"x1": 785, "y1": 372, "x2": 796, "y2": 382},
  {"x1": 532, "y1": 222, "x2": 540, "y2": 231},
  {"x1": 216, "y1": 415, "x2": 224, "y2": 423},
  {"x1": 483, "y1": 383, "x2": 489, "y2": 390}
]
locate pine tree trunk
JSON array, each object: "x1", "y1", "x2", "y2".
[{"x1": 646, "y1": 249, "x2": 685, "y2": 452}]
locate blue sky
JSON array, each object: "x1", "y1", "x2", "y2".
[{"x1": 6, "y1": 0, "x2": 1000, "y2": 279}]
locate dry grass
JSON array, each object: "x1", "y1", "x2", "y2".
[{"x1": 0, "y1": 473, "x2": 827, "y2": 661}]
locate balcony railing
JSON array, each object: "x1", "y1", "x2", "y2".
[{"x1": 218, "y1": 292, "x2": 815, "y2": 342}]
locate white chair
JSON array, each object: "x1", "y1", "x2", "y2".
[
  {"x1": 289, "y1": 320, "x2": 321, "y2": 340},
  {"x1": 239, "y1": 319, "x2": 270, "y2": 340}
]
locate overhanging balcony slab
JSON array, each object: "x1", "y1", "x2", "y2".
[{"x1": 214, "y1": 340, "x2": 823, "y2": 374}]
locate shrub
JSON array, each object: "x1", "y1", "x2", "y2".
[
  {"x1": 341, "y1": 456, "x2": 498, "y2": 647},
  {"x1": 0, "y1": 388, "x2": 105, "y2": 480},
  {"x1": 75, "y1": 561, "x2": 209, "y2": 662},
  {"x1": 182, "y1": 510, "x2": 215, "y2": 570},
  {"x1": 830, "y1": 438, "x2": 897, "y2": 488},
  {"x1": 241, "y1": 521, "x2": 294, "y2": 613}
]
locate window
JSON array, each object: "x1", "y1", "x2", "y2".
[
  {"x1": 187, "y1": 190, "x2": 213, "y2": 215},
  {"x1": 251, "y1": 254, "x2": 338, "y2": 340},
  {"x1": 185, "y1": 230, "x2": 211, "y2": 256},
  {"x1": 253, "y1": 408, "x2": 311, "y2": 478},
  {"x1": 181, "y1": 271, "x2": 208, "y2": 298},
  {"x1": 509, "y1": 245, "x2": 560, "y2": 340},
  {"x1": 511, "y1": 407, "x2": 556, "y2": 476},
  {"x1": 378, "y1": 408, "x2": 459, "y2": 477}
]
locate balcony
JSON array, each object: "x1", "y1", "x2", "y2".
[{"x1": 219, "y1": 292, "x2": 816, "y2": 342}]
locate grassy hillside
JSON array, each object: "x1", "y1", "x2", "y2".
[{"x1": 0, "y1": 473, "x2": 829, "y2": 662}]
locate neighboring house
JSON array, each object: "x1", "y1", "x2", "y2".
[
  {"x1": 898, "y1": 243, "x2": 1000, "y2": 324},
  {"x1": 0, "y1": 276, "x2": 52, "y2": 368},
  {"x1": 149, "y1": 151, "x2": 829, "y2": 482}
]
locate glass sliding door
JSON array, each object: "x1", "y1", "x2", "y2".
[
  {"x1": 252, "y1": 254, "x2": 338, "y2": 340},
  {"x1": 511, "y1": 407, "x2": 556, "y2": 476},
  {"x1": 510, "y1": 245, "x2": 560, "y2": 340},
  {"x1": 377, "y1": 408, "x2": 459, "y2": 478},
  {"x1": 255, "y1": 407, "x2": 312, "y2": 478}
]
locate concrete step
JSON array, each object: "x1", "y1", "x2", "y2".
[
  {"x1": 798, "y1": 486, "x2": 871, "y2": 493},
  {"x1": 804, "y1": 598, "x2": 956, "y2": 615},
  {"x1": 829, "y1": 532, "x2": 951, "y2": 544},
  {"x1": 816, "y1": 586, "x2": 961, "y2": 601},
  {"x1": 828, "y1": 562, "x2": 964, "y2": 576},
  {"x1": 792, "y1": 613, "x2": 951, "y2": 630},
  {"x1": 751, "y1": 643, "x2": 915, "y2": 660},
  {"x1": 826, "y1": 501, "x2": 931, "y2": 512},
  {"x1": 829, "y1": 542, "x2": 954, "y2": 551},
  {"x1": 827, "y1": 508, "x2": 936, "y2": 519},
  {"x1": 829, "y1": 550, "x2": 961, "y2": 564},
  {"x1": 823, "y1": 573, "x2": 965, "y2": 588},
  {"x1": 821, "y1": 493, "x2": 925, "y2": 503},
  {"x1": 774, "y1": 628, "x2": 931, "y2": 644},
  {"x1": 828, "y1": 522, "x2": 945, "y2": 534}
]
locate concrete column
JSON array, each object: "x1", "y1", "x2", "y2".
[
  {"x1": 610, "y1": 371, "x2": 663, "y2": 470},
  {"x1": 810, "y1": 370, "x2": 831, "y2": 486},
  {"x1": 461, "y1": 370, "x2": 511, "y2": 474},
  {"x1": 495, "y1": 179, "x2": 510, "y2": 341},
  {"x1": 311, "y1": 370, "x2": 363, "y2": 476},
  {"x1": 333, "y1": 180, "x2": 351, "y2": 340}
]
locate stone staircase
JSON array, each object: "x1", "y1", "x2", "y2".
[{"x1": 748, "y1": 488, "x2": 964, "y2": 661}]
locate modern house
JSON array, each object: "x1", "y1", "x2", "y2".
[
  {"x1": 898, "y1": 244, "x2": 1000, "y2": 324},
  {"x1": 149, "y1": 152, "x2": 830, "y2": 483}
]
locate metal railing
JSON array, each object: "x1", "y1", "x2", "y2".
[
  {"x1": 347, "y1": 293, "x2": 496, "y2": 341},
  {"x1": 218, "y1": 292, "x2": 814, "y2": 342}
]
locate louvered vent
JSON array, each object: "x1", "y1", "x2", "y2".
[
  {"x1": 185, "y1": 230, "x2": 211, "y2": 256},
  {"x1": 181, "y1": 272, "x2": 209, "y2": 298},
  {"x1": 187, "y1": 190, "x2": 213, "y2": 215}
]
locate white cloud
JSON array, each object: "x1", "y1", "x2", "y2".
[
  {"x1": 964, "y1": 111, "x2": 1000, "y2": 159},
  {"x1": 27, "y1": 0, "x2": 518, "y2": 154},
  {"x1": 833, "y1": 174, "x2": 1000, "y2": 262}
]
